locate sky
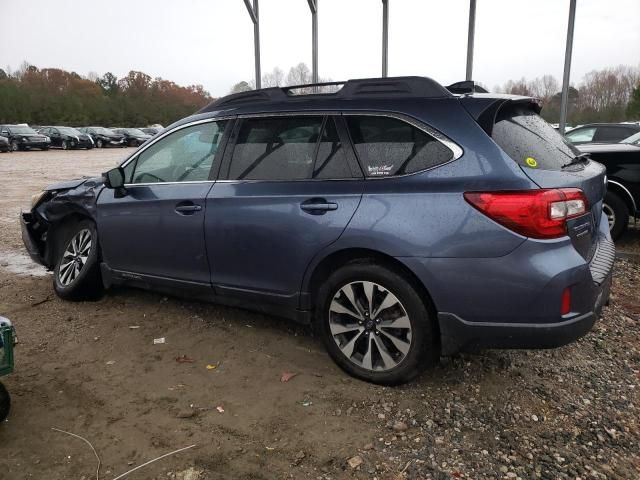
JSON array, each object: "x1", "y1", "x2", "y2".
[{"x1": 1, "y1": 0, "x2": 638, "y2": 97}]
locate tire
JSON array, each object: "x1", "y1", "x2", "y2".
[
  {"x1": 53, "y1": 219, "x2": 103, "y2": 301},
  {"x1": 10, "y1": 141, "x2": 18, "y2": 152},
  {"x1": 61, "y1": 140, "x2": 68, "y2": 150},
  {"x1": 128, "y1": 139, "x2": 136, "y2": 147},
  {"x1": 603, "y1": 191, "x2": 629, "y2": 241},
  {"x1": 42, "y1": 146, "x2": 49, "y2": 151},
  {"x1": 0, "y1": 382, "x2": 10, "y2": 422},
  {"x1": 96, "y1": 139, "x2": 103, "y2": 148},
  {"x1": 315, "y1": 260, "x2": 438, "y2": 385}
]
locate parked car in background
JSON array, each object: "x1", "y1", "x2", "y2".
[
  {"x1": 21, "y1": 76, "x2": 614, "y2": 385},
  {"x1": 78, "y1": 127, "x2": 126, "y2": 148},
  {"x1": 37, "y1": 126, "x2": 94, "y2": 150},
  {"x1": 620, "y1": 131, "x2": 640, "y2": 146},
  {"x1": 0, "y1": 125, "x2": 50, "y2": 151},
  {"x1": 0, "y1": 135, "x2": 10, "y2": 153},
  {"x1": 141, "y1": 127, "x2": 162, "y2": 136},
  {"x1": 565, "y1": 123, "x2": 640, "y2": 145},
  {"x1": 577, "y1": 141, "x2": 640, "y2": 240},
  {"x1": 111, "y1": 128, "x2": 152, "y2": 147}
]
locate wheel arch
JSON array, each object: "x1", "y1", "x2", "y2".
[
  {"x1": 303, "y1": 247, "x2": 439, "y2": 321},
  {"x1": 607, "y1": 179, "x2": 637, "y2": 216},
  {"x1": 44, "y1": 208, "x2": 97, "y2": 268}
]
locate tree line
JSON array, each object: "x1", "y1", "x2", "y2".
[
  {"x1": 232, "y1": 62, "x2": 640, "y2": 125},
  {"x1": 494, "y1": 64, "x2": 640, "y2": 125},
  {"x1": 0, "y1": 62, "x2": 212, "y2": 127}
]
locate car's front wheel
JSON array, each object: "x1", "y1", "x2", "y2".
[
  {"x1": 53, "y1": 220, "x2": 103, "y2": 300},
  {"x1": 316, "y1": 261, "x2": 438, "y2": 385},
  {"x1": 96, "y1": 139, "x2": 103, "y2": 148},
  {"x1": 603, "y1": 191, "x2": 629, "y2": 241}
]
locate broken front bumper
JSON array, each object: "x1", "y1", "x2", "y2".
[{"x1": 21, "y1": 211, "x2": 47, "y2": 267}]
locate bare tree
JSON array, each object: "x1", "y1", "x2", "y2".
[{"x1": 262, "y1": 67, "x2": 285, "y2": 88}]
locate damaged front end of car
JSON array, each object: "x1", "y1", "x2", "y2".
[{"x1": 20, "y1": 177, "x2": 104, "y2": 269}]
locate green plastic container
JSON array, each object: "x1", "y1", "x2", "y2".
[{"x1": 0, "y1": 324, "x2": 15, "y2": 377}]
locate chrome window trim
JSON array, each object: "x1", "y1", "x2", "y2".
[
  {"x1": 608, "y1": 179, "x2": 637, "y2": 213},
  {"x1": 120, "y1": 115, "x2": 234, "y2": 186},
  {"x1": 342, "y1": 111, "x2": 464, "y2": 179}
]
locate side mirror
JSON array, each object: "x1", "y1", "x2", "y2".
[{"x1": 103, "y1": 167, "x2": 125, "y2": 189}]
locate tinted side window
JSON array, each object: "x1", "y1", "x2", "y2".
[
  {"x1": 229, "y1": 116, "x2": 322, "y2": 180},
  {"x1": 130, "y1": 121, "x2": 226, "y2": 184},
  {"x1": 313, "y1": 118, "x2": 353, "y2": 179},
  {"x1": 593, "y1": 127, "x2": 627, "y2": 142},
  {"x1": 345, "y1": 115, "x2": 453, "y2": 177}
]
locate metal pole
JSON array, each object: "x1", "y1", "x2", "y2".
[
  {"x1": 559, "y1": 0, "x2": 577, "y2": 134},
  {"x1": 243, "y1": 0, "x2": 261, "y2": 89},
  {"x1": 465, "y1": 0, "x2": 476, "y2": 80},
  {"x1": 307, "y1": 0, "x2": 318, "y2": 85},
  {"x1": 382, "y1": 0, "x2": 389, "y2": 77}
]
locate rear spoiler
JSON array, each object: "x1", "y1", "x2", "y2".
[
  {"x1": 459, "y1": 96, "x2": 543, "y2": 136},
  {"x1": 446, "y1": 80, "x2": 489, "y2": 95}
]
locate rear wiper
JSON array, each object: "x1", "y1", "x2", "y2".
[{"x1": 562, "y1": 152, "x2": 591, "y2": 169}]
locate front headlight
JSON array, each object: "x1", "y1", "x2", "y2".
[
  {"x1": 31, "y1": 191, "x2": 47, "y2": 208},
  {"x1": 45, "y1": 137, "x2": 51, "y2": 142}
]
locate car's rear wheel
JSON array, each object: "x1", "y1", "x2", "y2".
[
  {"x1": 61, "y1": 140, "x2": 68, "y2": 150},
  {"x1": 603, "y1": 191, "x2": 628, "y2": 241},
  {"x1": 0, "y1": 382, "x2": 10, "y2": 422},
  {"x1": 96, "y1": 139, "x2": 103, "y2": 148},
  {"x1": 53, "y1": 220, "x2": 103, "y2": 300},
  {"x1": 10, "y1": 141, "x2": 18, "y2": 152},
  {"x1": 315, "y1": 261, "x2": 438, "y2": 385}
]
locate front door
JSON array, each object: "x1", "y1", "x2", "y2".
[
  {"x1": 206, "y1": 115, "x2": 363, "y2": 307},
  {"x1": 97, "y1": 119, "x2": 230, "y2": 285}
]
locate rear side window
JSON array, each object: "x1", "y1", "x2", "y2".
[
  {"x1": 229, "y1": 116, "x2": 323, "y2": 181},
  {"x1": 593, "y1": 126, "x2": 635, "y2": 142},
  {"x1": 346, "y1": 115, "x2": 453, "y2": 177},
  {"x1": 492, "y1": 106, "x2": 580, "y2": 171}
]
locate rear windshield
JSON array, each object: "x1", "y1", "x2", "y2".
[{"x1": 492, "y1": 105, "x2": 580, "y2": 171}]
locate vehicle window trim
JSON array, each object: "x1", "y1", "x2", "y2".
[
  {"x1": 341, "y1": 111, "x2": 463, "y2": 180},
  {"x1": 121, "y1": 116, "x2": 235, "y2": 187}
]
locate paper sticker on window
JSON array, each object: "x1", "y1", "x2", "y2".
[
  {"x1": 525, "y1": 157, "x2": 538, "y2": 168},
  {"x1": 368, "y1": 165, "x2": 393, "y2": 176}
]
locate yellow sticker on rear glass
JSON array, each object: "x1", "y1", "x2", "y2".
[{"x1": 525, "y1": 157, "x2": 538, "y2": 168}]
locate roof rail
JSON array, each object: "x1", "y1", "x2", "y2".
[
  {"x1": 446, "y1": 80, "x2": 488, "y2": 94},
  {"x1": 199, "y1": 76, "x2": 452, "y2": 112}
]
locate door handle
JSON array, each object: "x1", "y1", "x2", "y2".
[
  {"x1": 300, "y1": 199, "x2": 338, "y2": 214},
  {"x1": 174, "y1": 202, "x2": 202, "y2": 215}
]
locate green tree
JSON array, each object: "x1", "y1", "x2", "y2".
[{"x1": 627, "y1": 83, "x2": 640, "y2": 120}]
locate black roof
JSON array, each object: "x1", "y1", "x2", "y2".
[{"x1": 199, "y1": 76, "x2": 454, "y2": 113}]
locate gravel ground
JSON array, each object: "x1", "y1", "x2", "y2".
[{"x1": 0, "y1": 149, "x2": 638, "y2": 480}]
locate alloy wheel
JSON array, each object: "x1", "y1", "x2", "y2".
[
  {"x1": 10, "y1": 141, "x2": 18, "y2": 152},
  {"x1": 61, "y1": 140, "x2": 68, "y2": 150},
  {"x1": 603, "y1": 203, "x2": 615, "y2": 231},
  {"x1": 328, "y1": 281, "x2": 412, "y2": 372},
  {"x1": 58, "y1": 229, "x2": 92, "y2": 286}
]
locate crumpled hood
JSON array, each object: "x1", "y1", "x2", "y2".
[{"x1": 45, "y1": 176, "x2": 103, "y2": 192}]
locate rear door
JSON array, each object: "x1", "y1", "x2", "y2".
[
  {"x1": 491, "y1": 103, "x2": 607, "y2": 258},
  {"x1": 205, "y1": 114, "x2": 363, "y2": 307},
  {"x1": 593, "y1": 126, "x2": 636, "y2": 144}
]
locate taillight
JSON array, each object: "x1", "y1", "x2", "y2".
[
  {"x1": 464, "y1": 188, "x2": 588, "y2": 239},
  {"x1": 561, "y1": 287, "x2": 572, "y2": 315}
]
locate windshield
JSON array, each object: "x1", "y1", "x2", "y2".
[
  {"x1": 9, "y1": 126, "x2": 37, "y2": 135},
  {"x1": 92, "y1": 127, "x2": 116, "y2": 135},
  {"x1": 58, "y1": 127, "x2": 81, "y2": 136},
  {"x1": 621, "y1": 131, "x2": 640, "y2": 145},
  {"x1": 125, "y1": 128, "x2": 146, "y2": 136},
  {"x1": 492, "y1": 105, "x2": 581, "y2": 171}
]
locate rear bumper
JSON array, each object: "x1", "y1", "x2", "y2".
[
  {"x1": 400, "y1": 215, "x2": 615, "y2": 356},
  {"x1": 438, "y1": 271, "x2": 611, "y2": 354}
]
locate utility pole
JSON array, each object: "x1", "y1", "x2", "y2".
[{"x1": 243, "y1": 0, "x2": 261, "y2": 89}]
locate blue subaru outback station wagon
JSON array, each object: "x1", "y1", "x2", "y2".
[{"x1": 21, "y1": 77, "x2": 615, "y2": 384}]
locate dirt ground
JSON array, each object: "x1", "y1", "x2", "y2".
[{"x1": 0, "y1": 148, "x2": 639, "y2": 480}]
